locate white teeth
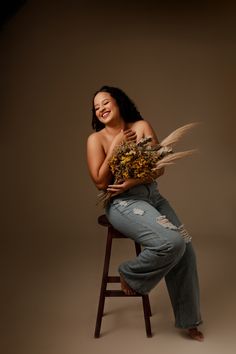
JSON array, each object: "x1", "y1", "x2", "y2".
[{"x1": 102, "y1": 111, "x2": 110, "y2": 118}]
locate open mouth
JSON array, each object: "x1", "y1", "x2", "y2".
[{"x1": 102, "y1": 111, "x2": 110, "y2": 118}]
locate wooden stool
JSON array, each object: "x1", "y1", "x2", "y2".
[{"x1": 94, "y1": 214, "x2": 152, "y2": 338}]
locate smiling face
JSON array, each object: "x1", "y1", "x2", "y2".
[{"x1": 93, "y1": 92, "x2": 121, "y2": 125}]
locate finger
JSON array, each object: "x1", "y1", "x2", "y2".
[
  {"x1": 107, "y1": 188, "x2": 124, "y2": 193},
  {"x1": 107, "y1": 183, "x2": 124, "y2": 190},
  {"x1": 126, "y1": 133, "x2": 137, "y2": 139},
  {"x1": 124, "y1": 129, "x2": 136, "y2": 136},
  {"x1": 108, "y1": 184, "x2": 124, "y2": 188},
  {"x1": 127, "y1": 135, "x2": 137, "y2": 141},
  {"x1": 107, "y1": 188, "x2": 123, "y2": 192},
  {"x1": 124, "y1": 130, "x2": 136, "y2": 136},
  {"x1": 126, "y1": 132, "x2": 137, "y2": 138}
]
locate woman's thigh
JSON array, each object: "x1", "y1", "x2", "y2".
[
  {"x1": 155, "y1": 194, "x2": 182, "y2": 227},
  {"x1": 106, "y1": 198, "x2": 183, "y2": 249}
]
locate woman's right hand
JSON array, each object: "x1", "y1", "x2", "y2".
[{"x1": 114, "y1": 128, "x2": 137, "y2": 145}]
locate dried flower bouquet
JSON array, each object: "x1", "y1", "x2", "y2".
[{"x1": 98, "y1": 122, "x2": 198, "y2": 206}]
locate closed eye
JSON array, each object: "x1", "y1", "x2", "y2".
[{"x1": 94, "y1": 100, "x2": 109, "y2": 110}]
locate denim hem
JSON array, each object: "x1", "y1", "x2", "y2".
[
  {"x1": 175, "y1": 319, "x2": 203, "y2": 329},
  {"x1": 118, "y1": 270, "x2": 149, "y2": 295}
]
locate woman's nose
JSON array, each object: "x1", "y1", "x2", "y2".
[{"x1": 99, "y1": 106, "x2": 105, "y2": 113}]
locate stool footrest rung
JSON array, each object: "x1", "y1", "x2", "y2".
[
  {"x1": 105, "y1": 290, "x2": 142, "y2": 297},
  {"x1": 107, "y1": 276, "x2": 120, "y2": 282}
]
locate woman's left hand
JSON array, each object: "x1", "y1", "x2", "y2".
[
  {"x1": 106, "y1": 169, "x2": 165, "y2": 196},
  {"x1": 107, "y1": 180, "x2": 135, "y2": 196}
]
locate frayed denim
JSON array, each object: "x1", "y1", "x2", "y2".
[{"x1": 105, "y1": 181, "x2": 202, "y2": 329}]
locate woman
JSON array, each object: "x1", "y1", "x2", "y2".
[{"x1": 87, "y1": 85, "x2": 204, "y2": 341}]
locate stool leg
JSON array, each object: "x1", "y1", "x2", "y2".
[
  {"x1": 134, "y1": 242, "x2": 152, "y2": 317},
  {"x1": 94, "y1": 228, "x2": 113, "y2": 338},
  {"x1": 142, "y1": 296, "x2": 152, "y2": 337}
]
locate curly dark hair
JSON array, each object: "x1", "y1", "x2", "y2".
[{"x1": 92, "y1": 85, "x2": 143, "y2": 131}]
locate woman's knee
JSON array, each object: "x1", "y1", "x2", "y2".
[
  {"x1": 147, "y1": 231, "x2": 185, "y2": 262},
  {"x1": 169, "y1": 231, "x2": 186, "y2": 259}
]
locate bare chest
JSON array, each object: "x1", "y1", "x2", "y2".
[{"x1": 101, "y1": 126, "x2": 145, "y2": 154}]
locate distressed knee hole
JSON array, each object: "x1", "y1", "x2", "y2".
[
  {"x1": 118, "y1": 200, "x2": 128, "y2": 206},
  {"x1": 133, "y1": 208, "x2": 145, "y2": 215},
  {"x1": 156, "y1": 215, "x2": 178, "y2": 230},
  {"x1": 156, "y1": 216, "x2": 192, "y2": 243},
  {"x1": 178, "y1": 224, "x2": 192, "y2": 243},
  {"x1": 117, "y1": 201, "x2": 145, "y2": 216}
]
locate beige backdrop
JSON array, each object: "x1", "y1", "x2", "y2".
[{"x1": 1, "y1": 1, "x2": 236, "y2": 353}]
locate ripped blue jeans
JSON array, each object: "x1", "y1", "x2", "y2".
[{"x1": 105, "y1": 181, "x2": 202, "y2": 329}]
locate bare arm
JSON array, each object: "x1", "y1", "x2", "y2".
[{"x1": 87, "y1": 129, "x2": 137, "y2": 190}]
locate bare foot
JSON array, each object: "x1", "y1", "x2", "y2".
[
  {"x1": 120, "y1": 273, "x2": 137, "y2": 295},
  {"x1": 188, "y1": 327, "x2": 204, "y2": 341}
]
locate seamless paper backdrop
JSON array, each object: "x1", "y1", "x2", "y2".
[{"x1": 1, "y1": 1, "x2": 236, "y2": 354}]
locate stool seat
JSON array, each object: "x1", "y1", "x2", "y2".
[
  {"x1": 98, "y1": 214, "x2": 110, "y2": 227},
  {"x1": 98, "y1": 214, "x2": 128, "y2": 238},
  {"x1": 94, "y1": 214, "x2": 152, "y2": 338}
]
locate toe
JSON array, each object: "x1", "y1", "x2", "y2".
[{"x1": 188, "y1": 328, "x2": 204, "y2": 341}]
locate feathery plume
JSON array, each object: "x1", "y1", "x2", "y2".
[
  {"x1": 160, "y1": 122, "x2": 199, "y2": 147},
  {"x1": 153, "y1": 149, "x2": 198, "y2": 170}
]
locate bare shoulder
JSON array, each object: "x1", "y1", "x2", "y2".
[
  {"x1": 130, "y1": 120, "x2": 154, "y2": 129},
  {"x1": 130, "y1": 120, "x2": 159, "y2": 144},
  {"x1": 87, "y1": 130, "x2": 103, "y2": 145},
  {"x1": 132, "y1": 120, "x2": 156, "y2": 132}
]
